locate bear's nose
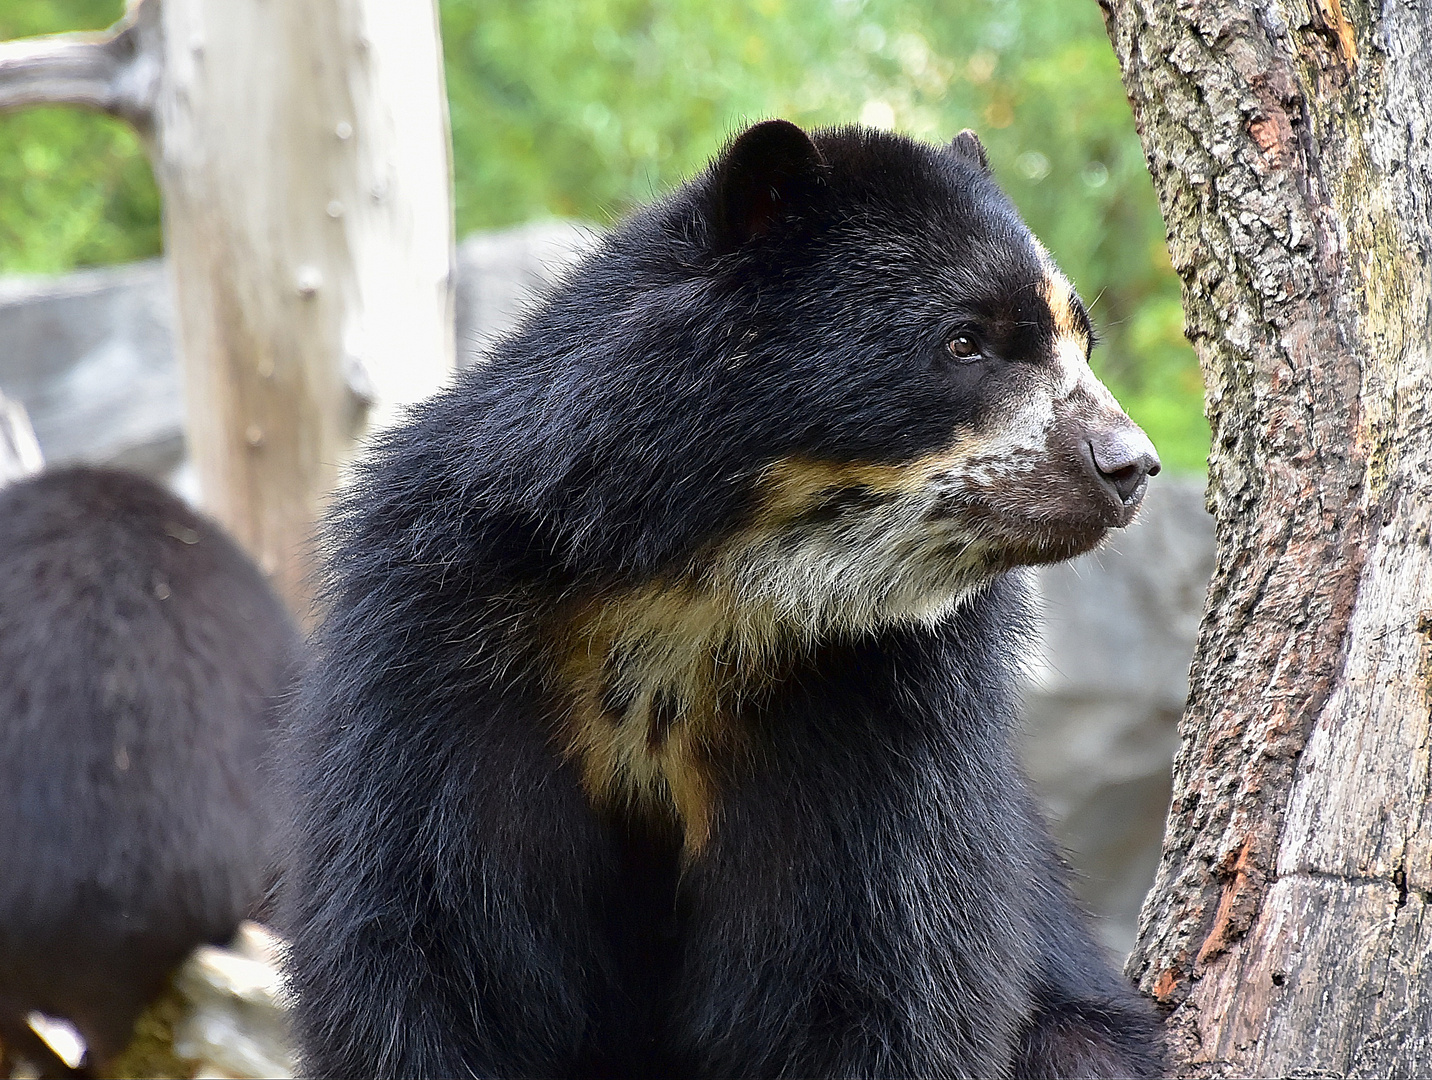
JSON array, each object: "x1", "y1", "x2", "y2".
[{"x1": 1087, "y1": 425, "x2": 1161, "y2": 509}]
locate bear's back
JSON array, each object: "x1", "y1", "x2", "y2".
[{"x1": 0, "y1": 466, "x2": 301, "y2": 1067}]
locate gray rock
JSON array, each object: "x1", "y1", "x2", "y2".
[
  {"x1": 0, "y1": 262, "x2": 182, "y2": 482},
  {"x1": 1021, "y1": 476, "x2": 1214, "y2": 958},
  {"x1": 171, "y1": 922, "x2": 294, "y2": 1080},
  {"x1": 454, "y1": 220, "x2": 598, "y2": 367}
]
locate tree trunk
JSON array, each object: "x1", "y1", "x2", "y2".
[
  {"x1": 0, "y1": 0, "x2": 455, "y2": 616},
  {"x1": 1102, "y1": 2, "x2": 1432, "y2": 1075}
]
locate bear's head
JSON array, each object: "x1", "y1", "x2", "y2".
[
  {"x1": 634, "y1": 119, "x2": 1161, "y2": 637},
  {"x1": 484, "y1": 121, "x2": 1161, "y2": 630}
]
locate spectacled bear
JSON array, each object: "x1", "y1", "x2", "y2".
[
  {"x1": 283, "y1": 121, "x2": 1166, "y2": 1079},
  {"x1": 0, "y1": 467, "x2": 301, "y2": 1077}
]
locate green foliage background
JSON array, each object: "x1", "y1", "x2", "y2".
[
  {"x1": 0, "y1": 0, "x2": 1207, "y2": 470},
  {"x1": 0, "y1": 1, "x2": 160, "y2": 272}
]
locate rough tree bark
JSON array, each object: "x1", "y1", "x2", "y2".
[
  {"x1": 0, "y1": 0, "x2": 455, "y2": 614},
  {"x1": 1102, "y1": 1, "x2": 1432, "y2": 1075}
]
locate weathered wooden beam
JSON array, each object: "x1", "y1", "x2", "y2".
[
  {"x1": 0, "y1": 0, "x2": 456, "y2": 619},
  {"x1": 0, "y1": 389, "x2": 43, "y2": 486}
]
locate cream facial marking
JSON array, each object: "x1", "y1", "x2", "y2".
[
  {"x1": 1036, "y1": 267, "x2": 1133, "y2": 427},
  {"x1": 1041, "y1": 267, "x2": 1084, "y2": 343},
  {"x1": 711, "y1": 452, "x2": 1015, "y2": 635},
  {"x1": 1039, "y1": 270, "x2": 1091, "y2": 390},
  {"x1": 1032, "y1": 238, "x2": 1092, "y2": 365},
  {"x1": 1032, "y1": 240, "x2": 1084, "y2": 335},
  {"x1": 1033, "y1": 263, "x2": 1139, "y2": 439}
]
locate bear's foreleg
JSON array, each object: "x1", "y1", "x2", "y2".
[{"x1": 283, "y1": 689, "x2": 624, "y2": 1080}]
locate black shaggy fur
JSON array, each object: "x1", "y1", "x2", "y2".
[
  {"x1": 0, "y1": 467, "x2": 301, "y2": 1077},
  {"x1": 284, "y1": 122, "x2": 1166, "y2": 1078}
]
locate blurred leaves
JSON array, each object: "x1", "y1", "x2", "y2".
[
  {"x1": 0, "y1": 106, "x2": 160, "y2": 273},
  {"x1": 0, "y1": 0, "x2": 1206, "y2": 470}
]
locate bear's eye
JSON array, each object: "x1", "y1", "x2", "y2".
[{"x1": 946, "y1": 333, "x2": 983, "y2": 361}]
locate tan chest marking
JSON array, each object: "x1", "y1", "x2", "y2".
[{"x1": 553, "y1": 585, "x2": 770, "y2": 854}]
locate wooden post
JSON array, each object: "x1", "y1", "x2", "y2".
[
  {"x1": 1102, "y1": 1, "x2": 1432, "y2": 1073},
  {"x1": 0, "y1": 0, "x2": 456, "y2": 617}
]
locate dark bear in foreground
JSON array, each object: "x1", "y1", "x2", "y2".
[
  {"x1": 0, "y1": 467, "x2": 301, "y2": 1077},
  {"x1": 285, "y1": 121, "x2": 1166, "y2": 1078}
]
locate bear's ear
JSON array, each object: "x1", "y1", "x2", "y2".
[
  {"x1": 949, "y1": 128, "x2": 990, "y2": 173},
  {"x1": 712, "y1": 119, "x2": 825, "y2": 251}
]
